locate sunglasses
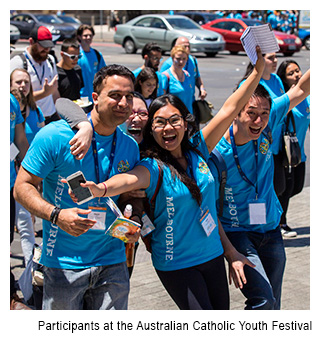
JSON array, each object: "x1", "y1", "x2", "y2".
[{"x1": 62, "y1": 52, "x2": 82, "y2": 60}]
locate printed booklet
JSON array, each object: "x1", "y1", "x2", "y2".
[
  {"x1": 240, "y1": 23, "x2": 279, "y2": 65},
  {"x1": 105, "y1": 197, "x2": 140, "y2": 243}
]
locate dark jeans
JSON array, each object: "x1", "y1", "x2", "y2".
[
  {"x1": 273, "y1": 154, "x2": 305, "y2": 225},
  {"x1": 156, "y1": 255, "x2": 229, "y2": 310},
  {"x1": 227, "y1": 227, "x2": 286, "y2": 310}
]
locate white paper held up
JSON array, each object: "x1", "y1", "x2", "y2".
[{"x1": 240, "y1": 23, "x2": 279, "y2": 65}]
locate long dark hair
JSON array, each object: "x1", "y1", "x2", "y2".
[
  {"x1": 140, "y1": 94, "x2": 202, "y2": 206},
  {"x1": 134, "y1": 67, "x2": 158, "y2": 99},
  {"x1": 277, "y1": 60, "x2": 300, "y2": 92}
]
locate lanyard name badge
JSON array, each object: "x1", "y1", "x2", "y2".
[
  {"x1": 87, "y1": 114, "x2": 117, "y2": 230},
  {"x1": 185, "y1": 152, "x2": 216, "y2": 236},
  {"x1": 229, "y1": 125, "x2": 266, "y2": 225},
  {"x1": 24, "y1": 52, "x2": 45, "y2": 86}
]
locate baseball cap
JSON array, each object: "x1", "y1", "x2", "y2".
[{"x1": 30, "y1": 26, "x2": 54, "y2": 48}]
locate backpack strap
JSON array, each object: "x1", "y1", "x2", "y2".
[
  {"x1": 208, "y1": 149, "x2": 227, "y2": 217},
  {"x1": 149, "y1": 162, "x2": 163, "y2": 222},
  {"x1": 93, "y1": 48, "x2": 102, "y2": 64},
  {"x1": 16, "y1": 53, "x2": 28, "y2": 70}
]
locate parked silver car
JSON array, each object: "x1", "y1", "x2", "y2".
[{"x1": 114, "y1": 14, "x2": 225, "y2": 56}]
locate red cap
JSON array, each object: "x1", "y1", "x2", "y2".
[{"x1": 30, "y1": 26, "x2": 54, "y2": 48}]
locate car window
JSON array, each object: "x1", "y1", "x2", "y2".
[
  {"x1": 134, "y1": 17, "x2": 153, "y2": 28},
  {"x1": 12, "y1": 15, "x2": 24, "y2": 22},
  {"x1": 166, "y1": 17, "x2": 200, "y2": 29},
  {"x1": 225, "y1": 22, "x2": 243, "y2": 32},
  {"x1": 211, "y1": 22, "x2": 227, "y2": 29},
  {"x1": 194, "y1": 14, "x2": 204, "y2": 24},
  {"x1": 24, "y1": 15, "x2": 34, "y2": 23},
  {"x1": 35, "y1": 15, "x2": 63, "y2": 24},
  {"x1": 151, "y1": 18, "x2": 166, "y2": 29}
]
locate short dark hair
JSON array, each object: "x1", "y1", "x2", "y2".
[
  {"x1": 61, "y1": 38, "x2": 80, "y2": 52},
  {"x1": 77, "y1": 24, "x2": 95, "y2": 41},
  {"x1": 93, "y1": 64, "x2": 135, "y2": 94},
  {"x1": 239, "y1": 84, "x2": 272, "y2": 115},
  {"x1": 141, "y1": 42, "x2": 162, "y2": 58}
]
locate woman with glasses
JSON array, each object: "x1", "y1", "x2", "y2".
[
  {"x1": 67, "y1": 48, "x2": 265, "y2": 310},
  {"x1": 56, "y1": 39, "x2": 84, "y2": 101},
  {"x1": 161, "y1": 45, "x2": 194, "y2": 115}
]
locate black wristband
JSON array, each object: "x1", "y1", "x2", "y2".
[{"x1": 50, "y1": 206, "x2": 61, "y2": 224}]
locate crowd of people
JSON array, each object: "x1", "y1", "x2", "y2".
[{"x1": 10, "y1": 22, "x2": 310, "y2": 311}]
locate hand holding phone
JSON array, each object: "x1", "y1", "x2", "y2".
[{"x1": 66, "y1": 171, "x2": 93, "y2": 205}]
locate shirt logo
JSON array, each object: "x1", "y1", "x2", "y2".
[
  {"x1": 259, "y1": 138, "x2": 270, "y2": 155},
  {"x1": 198, "y1": 161, "x2": 210, "y2": 174},
  {"x1": 10, "y1": 111, "x2": 16, "y2": 121},
  {"x1": 117, "y1": 160, "x2": 130, "y2": 173}
]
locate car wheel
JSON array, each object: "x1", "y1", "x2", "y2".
[
  {"x1": 230, "y1": 51, "x2": 239, "y2": 55},
  {"x1": 304, "y1": 37, "x2": 310, "y2": 50},
  {"x1": 124, "y1": 38, "x2": 137, "y2": 54}
]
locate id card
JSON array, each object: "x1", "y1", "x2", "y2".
[
  {"x1": 248, "y1": 199, "x2": 266, "y2": 225},
  {"x1": 10, "y1": 143, "x2": 19, "y2": 161},
  {"x1": 88, "y1": 206, "x2": 107, "y2": 230},
  {"x1": 199, "y1": 207, "x2": 216, "y2": 237}
]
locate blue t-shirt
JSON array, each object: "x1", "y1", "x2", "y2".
[
  {"x1": 78, "y1": 47, "x2": 106, "y2": 98},
  {"x1": 216, "y1": 94, "x2": 290, "y2": 233},
  {"x1": 160, "y1": 55, "x2": 200, "y2": 102},
  {"x1": 10, "y1": 94, "x2": 24, "y2": 189},
  {"x1": 22, "y1": 120, "x2": 140, "y2": 269},
  {"x1": 25, "y1": 107, "x2": 45, "y2": 144},
  {"x1": 132, "y1": 67, "x2": 165, "y2": 97},
  {"x1": 139, "y1": 131, "x2": 223, "y2": 271},
  {"x1": 161, "y1": 68, "x2": 194, "y2": 114}
]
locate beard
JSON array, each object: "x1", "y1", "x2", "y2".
[{"x1": 30, "y1": 44, "x2": 49, "y2": 63}]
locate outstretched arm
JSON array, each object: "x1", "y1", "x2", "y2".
[
  {"x1": 63, "y1": 165, "x2": 151, "y2": 202},
  {"x1": 202, "y1": 46, "x2": 265, "y2": 153},
  {"x1": 287, "y1": 69, "x2": 310, "y2": 112}
]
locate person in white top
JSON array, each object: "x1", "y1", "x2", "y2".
[{"x1": 10, "y1": 26, "x2": 60, "y2": 124}]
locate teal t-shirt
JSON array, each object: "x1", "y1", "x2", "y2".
[
  {"x1": 25, "y1": 107, "x2": 45, "y2": 144},
  {"x1": 139, "y1": 131, "x2": 224, "y2": 271},
  {"x1": 10, "y1": 94, "x2": 24, "y2": 189},
  {"x1": 216, "y1": 94, "x2": 290, "y2": 233},
  {"x1": 78, "y1": 47, "x2": 106, "y2": 98},
  {"x1": 22, "y1": 120, "x2": 140, "y2": 269},
  {"x1": 161, "y1": 68, "x2": 194, "y2": 114}
]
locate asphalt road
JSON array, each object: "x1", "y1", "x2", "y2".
[{"x1": 12, "y1": 42, "x2": 310, "y2": 186}]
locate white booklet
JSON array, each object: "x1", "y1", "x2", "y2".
[{"x1": 240, "y1": 23, "x2": 279, "y2": 65}]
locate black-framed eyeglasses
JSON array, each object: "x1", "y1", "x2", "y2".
[
  {"x1": 152, "y1": 115, "x2": 184, "y2": 129},
  {"x1": 62, "y1": 52, "x2": 82, "y2": 60}
]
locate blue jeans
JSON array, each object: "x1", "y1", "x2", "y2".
[
  {"x1": 42, "y1": 262, "x2": 129, "y2": 310},
  {"x1": 226, "y1": 227, "x2": 286, "y2": 310}
]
